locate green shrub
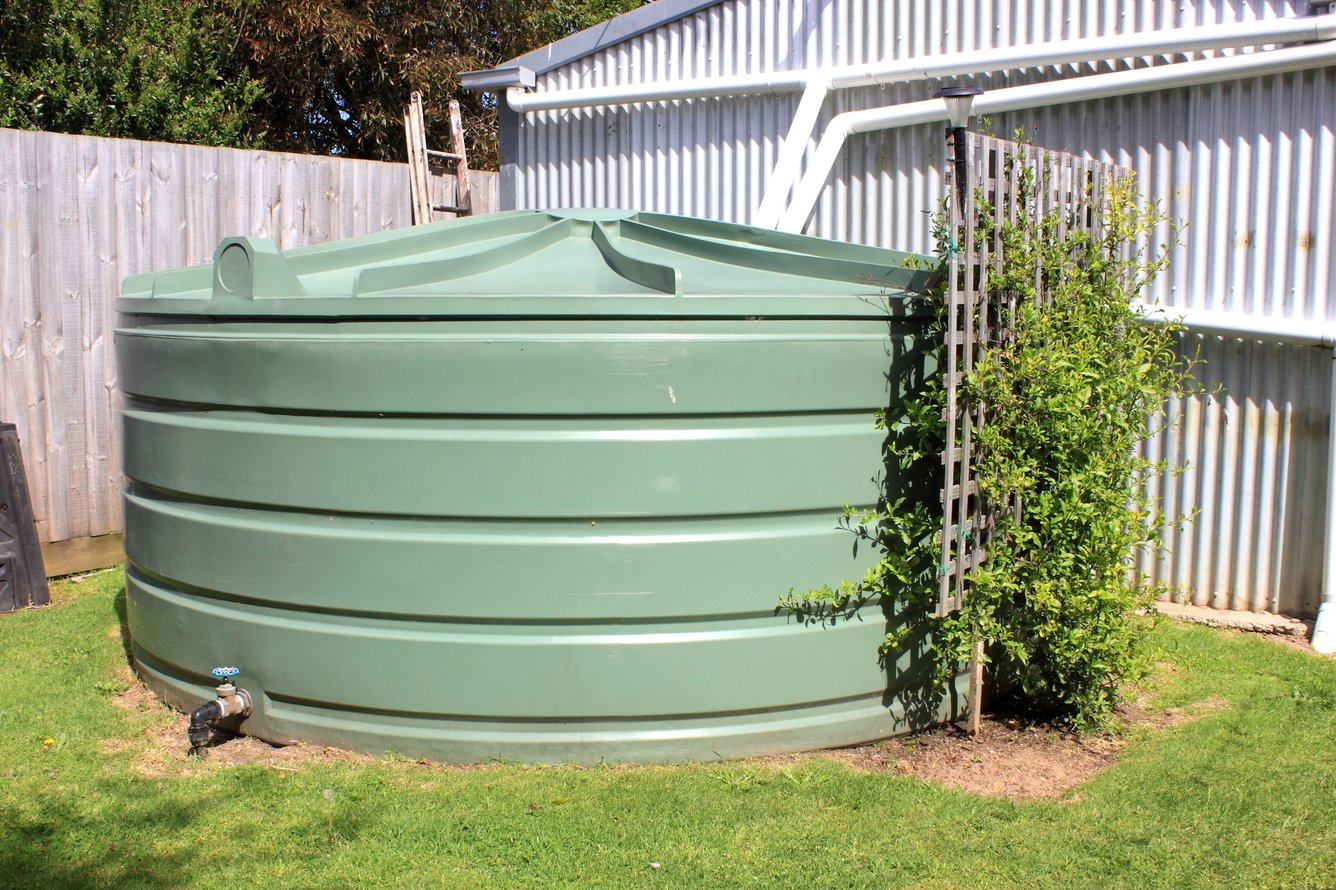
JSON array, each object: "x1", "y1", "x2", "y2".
[{"x1": 786, "y1": 144, "x2": 1198, "y2": 729}]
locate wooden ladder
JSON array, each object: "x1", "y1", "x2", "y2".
[{"x1": 403, "y1": 91, "x2": 472, "y2": 224}]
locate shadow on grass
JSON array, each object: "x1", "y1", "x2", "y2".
[
  {"x1": 113, "y1": 584, "x2": 133, "y2": 670},
  {"x1": 0, "y1": 580, "x2": 212, "y2": 887},
  {"x1": 0, "y1": 779, "x2": 206, "y2": 889}
]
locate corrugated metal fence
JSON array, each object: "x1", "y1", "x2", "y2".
[
  {"x1": 503, "y1": 0, "x2": 1335, "y2": 617},
  {"x1": 0, "y1": 127, "x2": 497, "y2": 550}
]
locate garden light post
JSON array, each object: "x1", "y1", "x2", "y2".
[
  {"x1": 935, "y1": 85, "x2": 984, "y2": 210},
  {"x1": 934, "y1": 83, "x2": 985, "y2": 734}
]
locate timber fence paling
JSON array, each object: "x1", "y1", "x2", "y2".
[{"x1": 0, "y1": 127, "x2": 498, "y2": 561}]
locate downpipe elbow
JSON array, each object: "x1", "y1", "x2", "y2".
[
  {"x1": 187, "y1": 700, "x2": 223, "y2": 750},
  {"x1": 1313, "y1": 602, "x2": 1336, "y2": 655}
]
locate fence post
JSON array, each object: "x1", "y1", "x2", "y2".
[{"x1": 0, "y1": 424, "x2": 50, "y2": 611}]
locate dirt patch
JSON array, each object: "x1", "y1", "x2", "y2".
[
  {"x1": 1259, "y1": 632, "x2": 1336, "y2": 659},
  {"x1": 105, "y1": 668, "x2": 480, "y2": 777},
  {"x1": 822, "y1": 719, "x2": 1122, "y2": 800},
  {"x1": 765, "y1": 693, "x2": 1228, "y2": 801},
  {"x1": 108, "y1": 696, "x2": 376, "y2": 777}
]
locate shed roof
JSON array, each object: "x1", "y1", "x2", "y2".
[
  {"x1": 463, "y1": 0, "x2": 1336, "y2": 89},
  {"x1": 462, "y1": 0, "x2": 721, "y2": 88}
]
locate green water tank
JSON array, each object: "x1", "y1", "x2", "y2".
[{"x1": 117, "y1": 209, "x2": 955, "y2": 763}]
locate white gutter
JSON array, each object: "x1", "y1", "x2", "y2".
[
  {"x1": 503, "y1": 14, "x2": 1336, "y2": 113},
  {"x1": 1138, "y1": 304, "x2": 1336, "y2": 652},
  {"x1": 771, "y1": 39, "x2": 1336, "y2": 232}
]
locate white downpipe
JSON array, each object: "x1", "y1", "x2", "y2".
[
  {"x1": 772, "y1": 39, "x2": 1336, "y2": 233},
  {"x1": 751, "y1": 81, "x2": 830, "y2": 229},
  {"x1": 504, "y1": 14, "x2": 1336, "y2": 113},
  {"x1": 1314, "y1": 352, "x2": 1336, "y2": 652},
  {"x1": 764, "y1": 100, "x2": 941, "y2": 230},
  {"x1": 1318, "y1": 351, "x2": 1336, "y2": 653}
]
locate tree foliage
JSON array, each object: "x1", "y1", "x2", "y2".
[
  {"x1": 0, "y1": 0, "x2": 260, "y2": 146},
  {"x1": 2, "y1": 0, "x2": 642, "y2": 165},
  {"x1": 216, "y1": 0, "x2": 529, "y2": 166}
]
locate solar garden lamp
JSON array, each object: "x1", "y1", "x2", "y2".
[{"x1": 934, "y1": 85, "x2": 984, "y2": 211}]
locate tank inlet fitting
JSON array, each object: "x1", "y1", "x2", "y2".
[{"x1": 187, "y1": 666, "x2": 253, "y2": 756}]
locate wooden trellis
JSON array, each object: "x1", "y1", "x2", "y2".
[{"x1": 937, "y1": 133, "x2": 1127, "y2": 728}]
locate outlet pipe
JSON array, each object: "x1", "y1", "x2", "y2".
[
  {"x1": 188, "y1": 667, "x2": 253, "y2": 755},
  {"x1": 771, "y1": 38, "x2": 1336, "y2": 232}
]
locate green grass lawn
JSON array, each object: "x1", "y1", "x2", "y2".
[{"x1": 2, "y1": 571, "x2": 1333, "y2": 889}]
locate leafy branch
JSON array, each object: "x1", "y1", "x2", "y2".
[{"x1": 783, "y1": 140, "x2": 1200, "y2": 729}]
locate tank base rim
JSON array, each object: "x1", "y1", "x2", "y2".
[{"x1": 132, "y1": 654, "x2": 962, "y2": 765}]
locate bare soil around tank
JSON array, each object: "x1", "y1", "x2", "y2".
[
  {"x1": 775, "y1": 692, "x2": 1228, "y2": 800},
  {"x1": 104, "y1": 661, "x2": 1225, "y2": 799}
]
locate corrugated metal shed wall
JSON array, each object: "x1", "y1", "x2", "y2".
[{"x1": 507, "y1": 0, "x2": 1335, "y2": 615}]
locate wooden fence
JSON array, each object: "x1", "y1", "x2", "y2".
[{"x1": 0, "y1": 127, "x2": 497, "y2": 571}]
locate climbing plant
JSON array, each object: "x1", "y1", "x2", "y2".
[{"x1": 784, "y1": 139, "x2": 1198, "y2": 729}]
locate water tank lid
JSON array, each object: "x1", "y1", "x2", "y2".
[{"x1": 119, "y1": 209, "x2": 934, "y2": 318}]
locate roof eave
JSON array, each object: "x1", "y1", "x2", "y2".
[
  {"x1": 459, "y1": 66, "x2": 536, "y2": 92},
  {"x1": 462, "y1": 0, "x2": 724, "y2": 88}
]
